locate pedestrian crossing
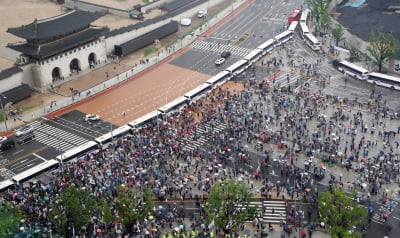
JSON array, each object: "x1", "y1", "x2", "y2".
[
  {"x1": 235, "y1": 201, "x2": 263, "y2": 222},
  {"x1": 180, "y1": 120, "x2": 226, "y2": 152},
  {"x1": 269, "y1": 72, "x2": 304, "y2": 89},
  {"x1": 190, "y1": 40, "x2": 252, "y2": 58},
  {"x1": 371, "y1": 200, "x2": 398, "y2": 225},
  {"x1": 263, "y1": 200, "x2": 287, "y2": 224},
  {"x1": 30, "y1": 120, "x2": 90, "y2": 152}
]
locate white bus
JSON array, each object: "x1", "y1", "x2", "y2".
[
  {"x1": 94, "y1": 125, "x2": 132, "y2": 145},
  {"x1": 225, "y1": 59, "x2": 249, "y2": 76},
  {"x1": 244, "y1": 49, "x2": 263, "y2": 65},
  {"x1": 299, "y1": 22, "x2": 309, "y2": 35},
  {"x1": 257, "y1": 38, "x2": 275, "y2": 56},
  {"x1": 184, "y1": 83, "x2": 211, "y2": 100},
  {"x1": 274, "y1": 30, "x2": 293, "y2": 46},
  {"x1": 287, "y1": 21, "x2": 298, "y2": 32},
  {"x1": 367, "y1": 72, "x2": 400, "y2": 90},
  {"x1": 334, "y1": 60, "x2": 369, "y2": 80},
  {"x1": 206, "y1": 70, "x2": 231, "y2": 86},
  {"x1": 158, "y1": 96, "x2": 188, "y2": 114},
  {"x1": 56, "y1": 141, "x2": 99, "y2": 162},
  {"x1": 12, "y1": 159, "x2": 59, "y2": 185},
  {"x1": 128, "y1": 110, "x2": 159, "y2": 128},
  {"x1": 0, "y1": 179, "x2": 14, "y2": 191},
  {"x1": 304, "y1": 33, "x2": 321, "y2": 51},
  {"x1": 300, "y1": 8, "x2": 310, "y2": 23}
]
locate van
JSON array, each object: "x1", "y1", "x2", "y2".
[
  {"x1": 0, "y1": 139, "x2": 15, "y2": 151},
  {"x1": 17, "y1": 133, "x2": 35, "y2": 145}
]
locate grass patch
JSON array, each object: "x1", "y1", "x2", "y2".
[
  {"x1": 144, "y1": 47, "x2": 156, "y2": 57},
  {"x1": 142, "y1": 0, "x2": 149, "y2": 3},
  {"x1": 0, "y1": 105, "x2": 38, "y2": 122}
]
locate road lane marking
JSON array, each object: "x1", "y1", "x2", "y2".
[
  {"x1": 33, "y1": 153, "x2": 47, "y2": 162},
  {"x1": 0, "y1": 146, "x2": 49, "y2": 169}
]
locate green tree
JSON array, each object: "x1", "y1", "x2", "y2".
[
  {"x1": 317, "y1": 187, "x2": 367, "y2": 238},
  {"x1": 0, "y1": 201, "x2": 24, "y2": 238},
  {"x1": 319, "y1": 10, "x2": 331, "y2": 34},
  {"x1": 305, "y1": 0, "x2": 331, "y2": 31},
  {"x1": 49, "y1": 185, "x2": 97, "y2": 237},
  {"x1": 367, "y1": 29, "x2": 400, "y2": 72},
  {"x1": 115, "y1": 186, "x2": 154, "y2": 232},
  {"x1": 204, "y1": 179, "x2": 258, "y2": 234},
  {"x1": 331, "y1": 23, "x2": 345, "y2": 45}
]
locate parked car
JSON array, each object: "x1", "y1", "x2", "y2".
[
  {"x1": 0, "y1": 139, "x2": 15, "y2": 151},
  {"x1": 215, "y1": 58, "x2": 225, "y2": 66},
  {"x1": 17, "y1": 133, "x2": 35, "y2": 144},
  {"x1": 221, "y1": 51, "x2": 231, "y2": 59},
  {"x1": 0, "y1": 136, "x2": 7, "y2": 143},
  {"x1": 15, "y1": 125, "x2": 35, "y2": 137},
  {"x1": 197, "y1": 10, "x2": 207, "y2": 18},
  {"x1": 84, "y1": 114, "x2": 100, "y2": 122}
]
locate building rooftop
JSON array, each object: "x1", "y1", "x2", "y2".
[
  {"x1": 8, "y1": 27, "x2": 105, "y2": 60},
  {"x1": 7, "y1": 10, "x2": 103, "y2": 43}
]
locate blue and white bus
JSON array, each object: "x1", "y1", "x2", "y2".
[
  {"x1": 300, "y1": 8, "x2": 310, "y2": 23},
  {"x1": 274, "y1": 31, "x2": 293, "y2": 45},
  {"x1": 206, "y1": 70, "x2": 232, "y2": 86},
  {"x1": 257, "y1": 39, "x2": 275, "y2": 56},
  {"x1": 158, "y1": 96, "x2": 188, "y2": 114},
  {"x1": 184, "y1": 83, "x2": 211, "y2": 100},
  {"x1": 56, "y1": 141, "x2": 99, "y2": 162},
  {"x1": 225, "y1": 59, "x2": 249, "y2": 76},
  {"x1": 287, "y1": 21, "x2": 298, "y2": 32},
  {"x1": 128, "y1": 110, "x2": 159, "y2": 128},
  {"x1": 334, "y1": 60, "x2": 369, "y2": 80},
  {"x1": 244, "y1": 49, "x2": 263, "y2": 65},
  {"x1": 304, "y1": 33, "x2": 321, "y2": 51},
  {"x1": 299, "y1": 22, "x2": 309, "y2": 36},
  {"x1": 367, "y1": 72, "x2": 400, "y2": 90},
  {"x1": 12, "y1": 159, "x2": 59, "y2": 185},
  {"x1": 94, "y1": 125, "x2": 132, "y2": 146}
]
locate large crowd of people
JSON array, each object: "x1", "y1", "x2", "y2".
[{"x1": 2, "y1": 60, "x2": 400, "y2": 237}]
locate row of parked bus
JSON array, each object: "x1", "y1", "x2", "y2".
[
  {"x1": 0, "y1": 9, "x2": 322, "y2": 191},
  {"x1": 333, "y1": 60, "x2": 400, "y2": 90},
  {"x1": 297, "y1": 8, "x2": 322, "y2": 51}
]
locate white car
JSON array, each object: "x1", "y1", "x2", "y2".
[
  {"x1": 84, "y1": 114, "x2": 100, "y2": 122},
  {"x1": 215, "y1": 58, "x2": 225, "y2": 66},
  {"x1": 197, "y1": 10, "x2": 207, "y2": 18},
  {"x1": 15, "y1": 125, "x2": 35, "y2": 137},
  {"x1": 0, "y1": 136, "x2": 7, "y2": 143}
]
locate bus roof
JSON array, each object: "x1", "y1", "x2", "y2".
[
  {"x1": 206, "y1": 70, "x2": 231, "y2": 85},
  {"x1": 184, "y1": 83, "x2": 211, "y2": 99},
  {"x1": 339, "y1": 60, "x2": 368, "y2": 74},
  {"x1": 12, "y1": 159, "x2": 59, "y2": 184},
  {"x1": 369, "y1": 72, "x2": 400, "y2": 82},
  {"x1": 94, "y1": 125, "x2": 132, "y2": 144},
  {"x1": 128, "y1": 110, "x2": 159, "y2": 128},
  {"x1": 158, "y1": 96, "x2": 188, "y2": 113},
  {"x1": 56, "y1": 141, "x2": 99, "y2": 162}
]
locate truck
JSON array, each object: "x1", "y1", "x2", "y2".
[{"x1": 129, "y1": 10, "x2": 144, "y2": 20}]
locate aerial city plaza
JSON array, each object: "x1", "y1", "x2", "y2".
[{"x1": 0, "y1": 0, "x2": 399, "y2": 237}]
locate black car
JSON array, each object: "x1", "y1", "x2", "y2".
[
  {"x1": 221, "y1": 51, "x2": 231, "y2": 59},
  {"x1": 17, "y1": 133, "x2": 35, "y2": 144},
  {"x1": 0, "y1": 139, "x2": 15, "y2": 151}
]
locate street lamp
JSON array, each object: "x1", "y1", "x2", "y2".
[{"x1": 0, "y1": 94, "x2": 8, "y2": 130}]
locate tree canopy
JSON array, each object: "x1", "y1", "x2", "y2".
[
  {"x1": 204, "y1": 179, "x2": 258, "y2": 233},
  {"x1": 367, "y1": 29, "x2": 400, "y2": 72},
  {"x1": 306, "y1": 0, "x2": 331, "y2": 31},
  {"x1": 331, "y1": 23, "x2": 345, "y2": 46},
  {"x1": 0, "y1": 201, "x2": 24, "y2": 238},
  {"x1": 317, "y1": 187, "x2": 367, "y2": 238}
]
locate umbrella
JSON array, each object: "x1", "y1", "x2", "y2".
[
  {"x1": 174, "y1": 227, "x2": 180, "y2": 232},
  {"x1": 301, "y1": 230, "x2": 306, "y2": 236},
  {"x1": 179, "y1": 224, "x2": 184, "y2": 229},
  {"x1": 305, "y1": 188, "x2": 311, "y2": 192},
  {"x1": 148, "y1": 216, "x2": 154, "y2": 220}
]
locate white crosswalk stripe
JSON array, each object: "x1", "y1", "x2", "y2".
[
  {"x1": 190, "y1": 40, "x2": 252, "y2": 58},
  {"x1": 270, "y1": 73, "x2": 303, "y2": 89},
  {"x1": 263, "y1": 200, "x2": 287, "y2": 224},
  {"x1": 180, "y1": 120, "x2": 226, "y2": 152},
  {"x1": 371, "y1": 200, "x2": 398, "y2": 225},
  {"x1": 30, "y1": 120, "x2": 89, "y2": 152},
  {"x1": 236, "y1": 201, "x2": 263, "y2": 222}
]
